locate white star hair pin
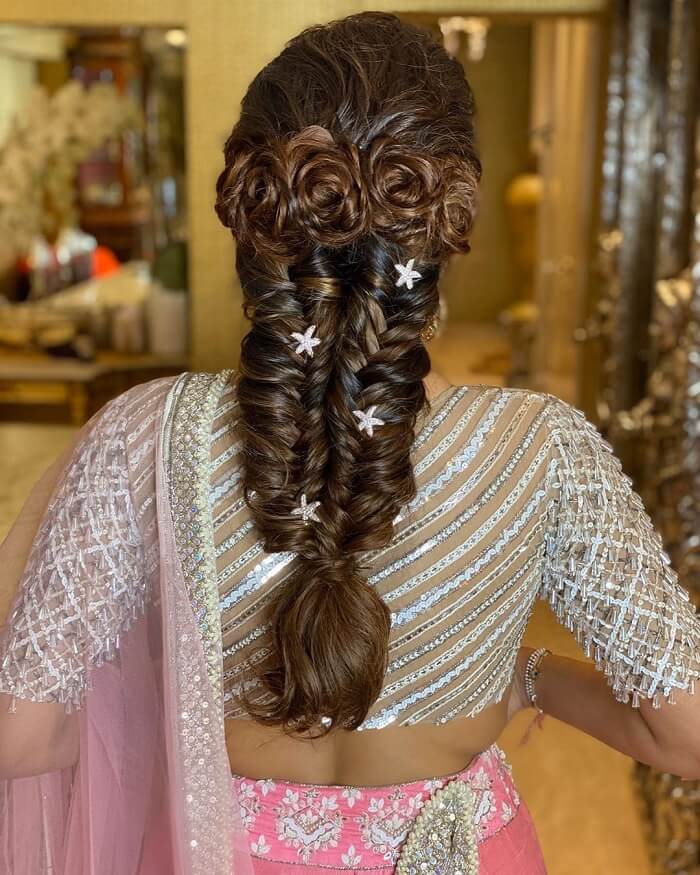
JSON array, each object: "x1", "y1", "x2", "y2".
[
  {"x1": 353, "y1": 405, "x2": 385, "y2": 437},
  {"x1": 290, "y1": 324, "x2": 321, "y2": 358},
  {"x1": 291, "y1": 492, "x2": 321, "y2": 524},
  {"x1": 394, "y1": 258, "x2": 422, "y2": 290}
]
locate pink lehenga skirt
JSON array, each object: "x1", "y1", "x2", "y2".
[{"x1": 231, "y1": 744, "x2": 547, "y2": 874}]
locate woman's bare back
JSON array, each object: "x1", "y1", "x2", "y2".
[
  {"x1": 225, "y1": 696, "x2": 510, "y2": 785},
  {"x1": 221, "y1": 372, "x2": 514, "y2": 785}
]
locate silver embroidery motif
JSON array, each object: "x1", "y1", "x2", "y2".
[
  {"x1": 365, "y1": 593, "x2": 532, "y2": 729},
  {"x1": 161, "y1": 372, "x2": 237, "y2": 875},
  {"x1": 412, "y1": 386, "x2": 469, "y2": 452},
  {"x1": 375, "y1": 451, "x2": 552, "y2": 600},
  {"x1": 395, "y1": 779, "x2": 479, "y2": 874},
  {"x1": 413, "y1": 389, "x2": 504, "y2": 478}
]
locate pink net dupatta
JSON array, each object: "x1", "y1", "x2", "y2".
[
  {"x1": 0, "y1": 380, "x2": 253, "y2": 874},
  {"x1": 155, "y1": 401, "x2": 253, "y2": 875}
]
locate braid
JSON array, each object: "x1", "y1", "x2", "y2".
[
  {"x1": 343, "y1": 243, "x2": 439, "y2": 553},
  {"x1": 214, "y1": 11, "x2": 481, "y2": 733},
  {"x1": 235, "y1": 253, "x2": 309, "y2": 553}
]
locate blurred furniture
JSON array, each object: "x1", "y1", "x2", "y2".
[
  {"x1": 500, "y1": 171, "x2": 542, "y2": 384},
  {"x1": 0, "y1": 349, "x2": 185, "y2": 424},
  {"x1": 70, "y1": 31, "x2": 151, "y2": 262}
]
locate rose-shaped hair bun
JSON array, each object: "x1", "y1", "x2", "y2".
[
  {"x1": 367, "y1": 137, "x2": 479, "y2": 259},
  {"x1": 216, "y1": 125, "x2": 479, "y2": 263},
  {"x1": 437, "y1": 163, "x2": 480, "y2": 255},
  {"x1": 366, "y1": 139, "x2": 441, "y2": 252},
  {"x1": 216, "y1": 125, "x2": 370, "y2": 262},
  {"x1": 291, "y1": 126, "x2": 370, "y2": 248},
  {"x1": 215, "y1": 145, "x2": 297, "y2": 260}
]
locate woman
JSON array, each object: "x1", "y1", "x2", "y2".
[{"x1": 1, "y1": 12, "x2": 699, "y2": 875}]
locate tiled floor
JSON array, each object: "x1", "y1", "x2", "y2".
[{"x1": 0, "y1": 330, "x2": 652, "y2": 873}]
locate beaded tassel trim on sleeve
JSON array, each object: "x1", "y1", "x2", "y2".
[{"x1": 542, "y1": 398, "x2": 700, "y2": 708}]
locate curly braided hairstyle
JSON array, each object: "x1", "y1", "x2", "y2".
[{"x1": 215, "y1": 12, "x2": 481, "y2": 734}]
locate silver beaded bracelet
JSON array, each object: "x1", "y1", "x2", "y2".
[{"x1": 524, "y1": 647, "x2": 551, "y2": 713}]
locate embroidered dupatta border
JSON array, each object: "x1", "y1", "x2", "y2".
[
  {"x1": 158, "y1": 369, "x2": 253, "y2": 875},
  {"x1": 162, "y1": 370, "x2": 233, "y2": 701}
]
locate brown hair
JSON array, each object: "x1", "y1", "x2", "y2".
[{"x1": 215, "y1": 11, "x2": 481, "y2": 733}]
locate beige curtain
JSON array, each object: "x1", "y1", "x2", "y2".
[{"x1": 530, "y1": 17, "x2": 601, "y2": 403}]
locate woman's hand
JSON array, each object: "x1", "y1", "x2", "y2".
[
  {"x1": 507, "y1": 646, "x2": 535, "y2": 720},
  {"x1": 509, "y1": 647, "x2": 700, "y2": 780}
]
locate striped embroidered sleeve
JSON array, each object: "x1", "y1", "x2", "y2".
[{"x1": 541, "y1": 397, "x2": 700, "y2": 708}]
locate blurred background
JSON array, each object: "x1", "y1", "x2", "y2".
[{"x1": 0, "y1": 1, "x2": 698, "y2": 872}]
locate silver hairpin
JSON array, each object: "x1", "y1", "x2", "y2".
[
  {"x1": 394, "y1": 258, "x2": 421, "y2": 290},
  {"x1": 353, "y1": 405, "x2": 384, "y2": 437},
  {"x1": 291, "y1": 492, "x2": 321, "y2": 524},
  {"x1": 290, "y1": 324, "x2": 321, "y2": 358}
]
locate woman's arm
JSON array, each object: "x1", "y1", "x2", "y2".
[
  {"x1": 512, "y1": 647, "x2": 700, "y2": 780},
  {"x1": 0, "y1": 441, "x2": 80, "y2": 778},
  {"x1": 533, "y1": 398, "x2": 700, "y2": 779},
  {"x1": 0, "y1": 695, "x2": 78, "y2": 778},
  {"x1": 0, "y1": 381, "x2": 169, "y2": 780}
]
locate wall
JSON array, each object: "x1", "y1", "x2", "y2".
[
  {"x1": 529, "y1": 17, "x2": 602, "y2": 402},
  {"x1": 0, "y1": 0, "x2": 608, "y2": 372},
  {"x1": 0, "y1": 54, "x2": 35, "y2": 145},
  {"x1": 0, "y1": 26, "x2": 68, "y2": 144},
  {"x1": 441, "y1": 22, "x2": 534, "y2": 322}
]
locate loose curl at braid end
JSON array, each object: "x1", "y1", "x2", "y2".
[{"x1": 250, "y1": 560, "x2": 391, "y2": 733}]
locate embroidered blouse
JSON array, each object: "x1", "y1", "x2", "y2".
[{"x1": 1, "y1": 371, "x2": 699, "y2": 728}]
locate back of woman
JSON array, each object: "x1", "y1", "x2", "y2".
[
  {"x1": 1, "y1": 12, "x2": 700, "y2": 875},
  {"x1": 193, "y1": 375, "x2": 547, "y2": 764}
]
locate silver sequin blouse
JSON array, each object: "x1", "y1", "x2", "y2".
[{"x1": 1, "y1": 372, "x2": 699, "y2": 726}]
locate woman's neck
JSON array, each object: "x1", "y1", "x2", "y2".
[{"x1": 423, "y1": 370, "x2": 452, "y2": 403}]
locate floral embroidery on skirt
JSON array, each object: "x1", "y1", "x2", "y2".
[{"x1": 231, "y1": 744, "x2": 522, "y2": 871}]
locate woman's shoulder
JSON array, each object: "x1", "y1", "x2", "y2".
[
  {"x1": 436, "y1": 385, "x2": 600, "y2": 474},
  {"x1": 444, "y1": 381, "x2": 566, "y2": 426},
  {"x1": 117, "y1": 372, "x2": 181, "y2": 416},
  {"x1": 480, "y1": 385, "x2": 595, "y2": 434},
  {"x1": 95, "y1": 369, "x2": 233, "y2": 436},
  {"x1": 427, "y1": 382, "x2": 600, "y2": 446},
  {"x1": 446, "y1": 381, "x2": 556, "y2": 403},
  {"x1": 89, "y1": 373, "x2": 179, "y2": 433}
]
